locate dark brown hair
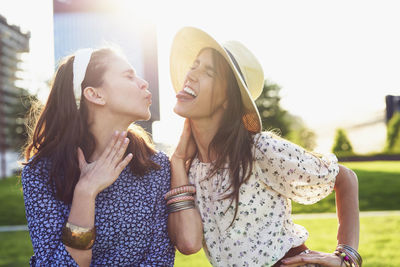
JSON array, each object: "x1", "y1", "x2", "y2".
[
  {"x1": 199, "y1": 48, "x2": 255, "y2": 227},
  {"x1": 24, "y1": 48, "x2": 159, "y2": 204}
]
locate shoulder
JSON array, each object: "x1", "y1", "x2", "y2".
[
  {"x1": 21, "y1": 157, "x2": 52, "y2": 183},
  {"x1": 252, "y1": 131, "x2": 287, "y2": 151},
  {"x1": 21, "y1": 157, "x2": 55, "y2": 197},
  {"x1": 252, "y1": 131, "x2": 306, "y2": 159}
]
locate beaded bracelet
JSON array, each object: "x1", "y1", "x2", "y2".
[
  {"x1": 337, "y1": 244, "x2": 362, "y2": 266},
  {"x1": 166, "y1": 195, "x2": 195, "y2": 205},
  {"x1": 166, "y1": 192, "x2": 193, "y2": 201},
  {"x1": 335, "y1": 244, "x2": 362, "y2": 267},
  {"x1": 164, "y1": 184, "x2": 196, "y2": 200},
  {"x1": 61, "y1": 222, "x2": 96, "y2": 250},
  {"x1": 334, "y1": 250, "x2": 353, "y2": 267}
]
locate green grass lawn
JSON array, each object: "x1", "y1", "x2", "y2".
[
  {"x1": 292, "y1": 161, "x2": 400, "y2": 213},
  {"x1": 1, "y1": 215, "x2": 399, "y2": 266},
  {"x1": 0, "y1": 177, "x2": 26, "y2": 225}
]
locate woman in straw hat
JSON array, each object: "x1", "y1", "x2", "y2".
[
  {"x1": 21, "y1": 47, "x2": 175, "y2": 266},
  {"x1": 166, "y1": 27, "x2": 362, "y2": 267}
]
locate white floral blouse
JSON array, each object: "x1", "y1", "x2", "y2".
[{"x1": 188, "y1": 132, "x2": 339, "y2": 267}]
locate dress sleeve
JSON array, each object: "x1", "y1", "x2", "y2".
[
  {"x1": 140, "y1": 153, "x2": 175, "y2": 267},
  {"x1": 253, "y1": 132, "x2": 339, "y2": 204},
  {"x1": 21, "y1": 159, "x2": 79, "y2": 267}
]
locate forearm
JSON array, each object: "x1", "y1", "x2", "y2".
[
  {"x1": 65, "y1": 183, "x2": 96, "y2": 267},
  {"x1": 335, "y1": 164, "x2": 360, "y2": 249},
  {"x1": 168, "y1": 157, "x2": 203, "y2": 255}
]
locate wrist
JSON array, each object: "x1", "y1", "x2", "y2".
[
  {"x1": 171, "y1": 154, "x2": 186, "y2": 165},
  {"x1": 75, "y1": 180, "x2": 97, "y2": 200}
]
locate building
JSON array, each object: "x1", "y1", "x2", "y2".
[
  {"x1": 386, "y1": 95, "x2": 400, "y2": 123},
  {"x1": 0, "y1": 14, "x2": 30, "y2": 178},
  {"x1": 53, "y1": 0, "x2": 160, "y2": 133}
]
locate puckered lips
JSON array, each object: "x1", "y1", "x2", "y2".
[
  {"x1": 176, "y1": 86, "x2": 197, "y2": 102},
  {"x1": 145, "y1": 92, "x2": 152, "y2": 105}
]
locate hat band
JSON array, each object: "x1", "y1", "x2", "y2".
[{"x1": 224, "y1": 47, "x2": 248, "y2": 87}]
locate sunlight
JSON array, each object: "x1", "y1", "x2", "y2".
[{"x1": 2, "y1": 0, "x2": 399, "y2": 153}]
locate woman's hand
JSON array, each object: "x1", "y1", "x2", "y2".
[
  {"x1": 280, "y1": 250, "x2": 342, "y2": 267},
  {"x1": 172, "y1": 119, "x2": 197, "y2": 167},
  {"x1": 76, "y1": 131, "x2": 133, "y2": 197}
]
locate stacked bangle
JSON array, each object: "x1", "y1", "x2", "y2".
[
  {"x1": 334, "y1": 244, "x2": 362, "y2": 267},
  {"x1": 165, "y1": 184, "x2": 196, "y2": 213},
  {"x1": 164, "y1": 185, "x2": 196, "y2": 200},
  {"x1": 61, "y1": 222, "x2": 96, "y2": 250}
]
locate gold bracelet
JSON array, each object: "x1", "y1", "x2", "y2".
[{"x1": 61, "y1": 222, "x2": 96, "y2": 250}]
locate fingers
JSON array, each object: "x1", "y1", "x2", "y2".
[
  {"x1": 108, "y1": 131, "x2": 127, "y2": 161},
  {"x1": 115, "y1": 153, "x2": 133, "y2": 173},
  {"x1": 101, "y1": 130, "x2": 120, "y2": 161},
  {"x1": 112, "y1": 137, "x2": 130, "y2": 163},
  {"x1": 181, "y1": 119, "x2": 192, "y2": 139},
  {"x1": 281, "y1": 251, "x2": 339, "y2": 267},
  {"x1": 77, "y1": 147, "x2": 87, "y2": 170}
]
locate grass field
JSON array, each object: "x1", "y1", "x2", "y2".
[
  {"x1": 0, "y1": 160, "x2": 399, "y2": 266},
  {"x1": 0, "y1": 177, "x2": 25, "y2": 226},
  {"x1": 291, "y1": 161, "x2": 400, "y2": 213}
]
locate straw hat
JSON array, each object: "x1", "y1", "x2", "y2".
[{"x1": 170, "y1": 26, "x2": 264, "y2": 133}]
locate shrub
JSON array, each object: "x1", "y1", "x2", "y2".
[
  {"x1": 385, "y1": 112, "x2": 400, "y2": 152},
  {"x1": 332, "y1": 128, "x2": 354, "y2": 156}
]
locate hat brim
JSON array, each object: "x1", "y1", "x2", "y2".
[{"x1": 170, "y1": 27, "x2": 262, "y2": 133}]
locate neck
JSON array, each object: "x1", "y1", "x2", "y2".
[
  {"x1": 88, "y1": 110, "x2": 133, "y2": 162},
  {"x1": 190, "y1": 111, "x2": 224, "y2": 163}
]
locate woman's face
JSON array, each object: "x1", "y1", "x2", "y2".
[
  {"x1": 174, "y1": 49, "x2": 227, "y2": 120},
  {"x1": 101, "y1": 55, "x2": 152, "y2": 121}
]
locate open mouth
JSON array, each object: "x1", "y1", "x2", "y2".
[{"x1": 183, "y1": 87, "x2": 197, "y2": 98}]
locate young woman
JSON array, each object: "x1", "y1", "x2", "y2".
[
  {"x1": 22, "y1": 47, "x2": 175, "y2": 266},
  {"x1": 167, "y1": 27, "x2": 362, "y2": 267}
]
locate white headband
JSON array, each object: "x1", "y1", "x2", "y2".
[{"x1": 73, "y1": 48, "x2": 94, "y2": 106}]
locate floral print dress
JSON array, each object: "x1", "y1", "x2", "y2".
[{"x1": 188, "y1": 132, "x2": 339, "y2": 267}]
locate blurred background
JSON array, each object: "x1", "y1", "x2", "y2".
[
  {"x1": 1, "y1": 0, "x2": 400, "y2": 177},
  {"x1": 0, "y1": 0, "x2": 399, "y2": 266}
]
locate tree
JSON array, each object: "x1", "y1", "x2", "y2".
[
  {"x1": 255, "y1": 80, "x2": 316, "y2": 150},
  {"x1": 255, "y1": 80, "x2": 291, "y2": 136},
  {"x1": 286, "y1": 115, "x2": 317, "y2": 151},
  {"x1": 332, "y1": 129, "x2": 353, "y2": 155},
  {"x1": 385, "y1": 112, "x2": 400, "y2": 153}
]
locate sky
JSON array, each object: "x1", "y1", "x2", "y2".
[{"x1": 1, "y1": 0, "x2": 399, "y2": 154}]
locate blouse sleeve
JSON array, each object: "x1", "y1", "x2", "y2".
[
  {"x1": 140, "y1": 153, "x2": 175, "y2": 267},
  {"x1": 21, "y1": 159, "x2": 79, "y2": 267},
  {"x1": 253, "y1": 132, "x2": 339, "y2": 204}
]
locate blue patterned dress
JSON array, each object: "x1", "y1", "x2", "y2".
[{"x1": 21, "y1": 151, "x2": 175, "y2": 267}]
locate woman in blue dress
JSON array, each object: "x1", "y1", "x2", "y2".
[{"x1": 21, "y1": 47, "x2": 175, "y2": 266}]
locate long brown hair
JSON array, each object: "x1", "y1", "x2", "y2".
[
  {"x1": 200, "y1": 48, "x2": 255, "y2": 227},
  {"x1": 24, "y1": 48, "x2": 159, "y2": 204}
]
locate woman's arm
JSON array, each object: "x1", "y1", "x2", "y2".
[
  {"x1": 167, "y1": 119, "x2": 203, "y2": 255},
  {"x1": 64, "y1": 185, "x2": 96, "y2": 266},
  {"x1": 280, "y1": 164, "x2": 360, "y2": 267},
  {"x1": 65, "y1": 131, "x2": 132, "y2": 266},
  {"x1": 335, "y1": 164, "x2": 359, "y2": 249}
]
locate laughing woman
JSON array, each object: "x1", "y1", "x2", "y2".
[
  {"x1": 167, "y1": 27, "x2": 362, "y2": 267},
  {"x1": 22, "y1": 48, "x2": 175, "y2": 266}
]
